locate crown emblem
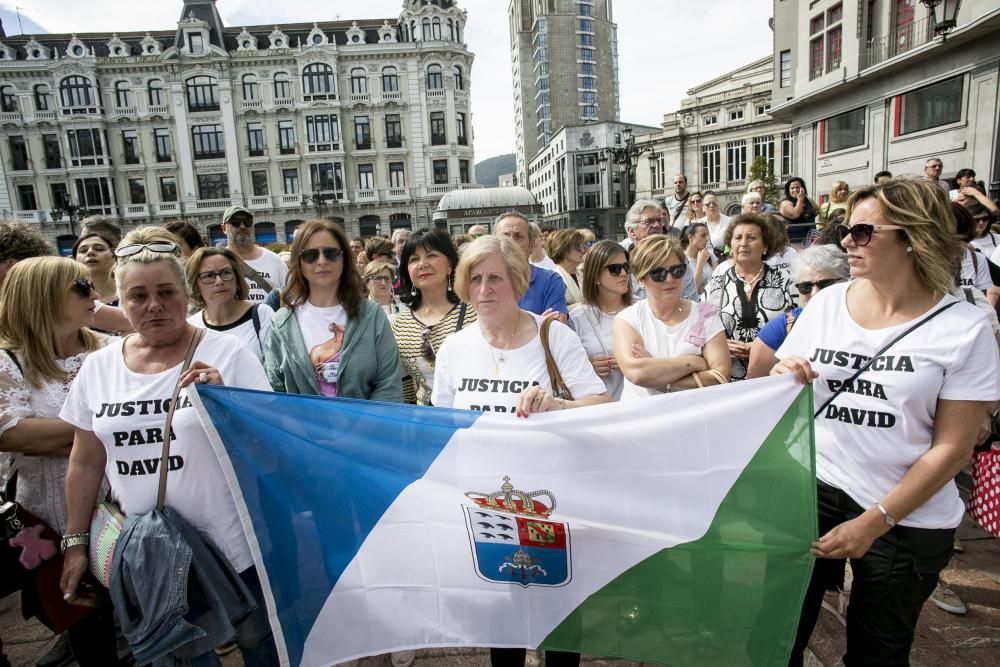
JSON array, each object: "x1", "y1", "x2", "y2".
[{"x1": 465, "y1": 476, "x2": 556, "y2": 518}]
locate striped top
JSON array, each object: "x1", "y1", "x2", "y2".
[{"x1": 390, "y1": 302, "x2": 477, "y2": 405}]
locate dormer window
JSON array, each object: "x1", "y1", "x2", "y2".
[{"x1": 188, "y1": 33, "x2": 205, "y2": 53}]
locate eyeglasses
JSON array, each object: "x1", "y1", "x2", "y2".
[
  {"x1": 368, "y1": 275, "x2": 393, "y2": 285},
  {"x1": 421, "y1": 328, "x2": 436, "y2": 362},
  {"x1": 795, "y1": 278, "x2": 843, "y2": 294},
  {"x1": 647, "y1": 263, "x2": 687, "y2": 282},
  {"x1": 604, "y1": 262, "x2": 629, "y2": 277},
  {"x1": 70, "y1": 278, "x2": 96, "y2": 298},
  {"x1": 638, "y1": 218, "x2": 663, "y2": 226},
  {"x1": 197, "y1": 268, "x2": 236, "y2": 285},
  {"x1": 837, "y1": 224, "x2": 904, "y2": 247},
  {"x1": 227, "y1": 217, "x2": 254, "y2": 229},
  {"x1": 300, "y1": 247, "x2": 344, "y2": 264},
  {"x1": 114, "y1": 242, "x2": 178, "y2": 258}
]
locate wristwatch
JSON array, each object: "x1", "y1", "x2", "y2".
[
  {"x1": 60, "y1": 532, "x2": 90, "y2": 553},
  {"x1": 874, "y1": 502, "x2": 896, "y2": 528}
]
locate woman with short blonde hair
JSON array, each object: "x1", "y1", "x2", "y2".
[
  {"x1": 546, "y1": 229, "x2": 586, "y2": 309},
  {"x1": 818, "y1": 180, "x2": 850, "y2": 229}
]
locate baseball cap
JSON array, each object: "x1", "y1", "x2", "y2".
[{"x1": 222, "y1": 205, "x2": 253, "y2": 225}]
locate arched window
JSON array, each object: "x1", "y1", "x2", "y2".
[
  {"x1": 242, "y1": 74, "x2": 259, "y2": 101},
  {"x1": 447, "y1": 19, "x2": 454, "y2": 41},
  {"x1": 0, "y1": 85, "x2": 17, "y2": 113},
  {"x1": 302, "y1": 63, "x2": 334, "y2": 97},
  {"x1": 34, "y1": 84, "x2": 52, "y2": 111},
  {"x1": 147, "y1": 79, "x2": 164, "y2": 106},
  {"x1": 426, "y1": 64, "x2": 443, "y2": 90},
  {"x1": 411, "y1": 21, "x2": 417, "y2": 42},
  {"x1": 431, "y1": 18, "x2": 442, "y2": 40},
  {"x1": 456, "y1": 21, "x2": 462, "y2": 43},
  {"x1": 421, "y1": 18, "x2": 432, "y2": 41},
  {"x1": 114, "y1": 81, "x2": 132, "y2": 108},
  {"x1": 60, "y1": 76, "x2": 93, "y2": 108},
  {"x1": 350, "y1": 68, "x2": 368, "y2": 95},
  {"x1": 185, "y1": 75, "x2": 219, "y2": 111},
  {"x1": 453, "y1": 65, "x2": 464, "y2": 91},
  {"x1": 381, "y1": 66, "x2": 399, "y2": 93},
  {"x1": 274, "y1": 72, "x2": 291, "y2": 100}
]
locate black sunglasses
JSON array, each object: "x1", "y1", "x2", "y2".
[
  {"x1": 837, "y1": 223, "x2": 904, "y2": 247},
  {"x1": 300, "y1": 247, "x2": 344, "y2": 264},
  {"x1": 795, "y1": 278, "x2": 843, "y2": 294},
  {"x1": 70, "y1": 278, "x2": 96, "y2": 298},
  {"x1": 604, "y1": 262, "x2": 629, "y2": 277},
  {"x1": 647, "y1": 263, "x2": 687, "y2": 283},
  {"x1": 421, "y1": 328, "x2": 436, "y2": 363},
  {"x1": 227, "y1": 217, "x2": 254, "y2": 229}
]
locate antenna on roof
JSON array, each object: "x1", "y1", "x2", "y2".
[{"x1": 15, "y1": 7, "x2": 25, "y2": 35}]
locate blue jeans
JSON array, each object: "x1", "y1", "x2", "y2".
[{"x1": 190, "y1": 567, "x2": 279, "y2": 667}]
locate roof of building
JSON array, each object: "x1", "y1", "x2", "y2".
[{"x1": 437, "y1": 186, "x2": 536, "y2": 211}]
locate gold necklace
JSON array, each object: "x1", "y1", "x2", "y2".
[{"x1": 485, "y1": 315, "x2": 520, "y2": 374}]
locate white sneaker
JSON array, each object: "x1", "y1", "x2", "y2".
[
  {"x1": 930, "y1": 584, "x2": 967, "y2": 615},
  {"x1": 390, "y1": 650, "x2": 416, "y2": 667}
]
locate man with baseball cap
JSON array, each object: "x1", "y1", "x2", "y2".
[{"x1": 222, "y1": 205, "x2": 288, "y2": 303}]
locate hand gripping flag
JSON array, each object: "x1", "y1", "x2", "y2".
[{"x1": 193, "y1": 375, "x2": 815, "y2": 667}]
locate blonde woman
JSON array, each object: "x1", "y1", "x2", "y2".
[
  {"x1": 746, "y1": 180, "x2": 774, "y2": 213},
  {"x1": 363, "y1": 260, "x2": 407, "y2": 318},
  {"x1": 818, "y1": 180, "x2": 850, "y2": 229},
  {"x1": 546, "y1": 228, "x2": 586, "y2": 309}
]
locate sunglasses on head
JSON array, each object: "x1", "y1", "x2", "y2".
[
  {"x1": 604, "y1": 262, "x2": 629, "y2": 277},
  {"x1": 227, "y1": 217, "x2": 254, "y2": 229},
  {"x1": 421, "y1": 328, "x2": 436, "y2": 363},
  {"x1": 299, "y1": 247, "x2": 344, "y2": 264},
  {"x1": 795, "y1": 278, "x2": 843, "y2": 294},
  {"x1": 837, "y1": 223, "x2": 904, "y2": 247},
  {"x1": 647, "y1": 263, "x2": 687, "y2": 282},
  {"x1": 70, "y1": 278, "x2": 95, "y2": 298},
  {"x1": 114, "y1": 242, "x2": 178, "y2": 258}
]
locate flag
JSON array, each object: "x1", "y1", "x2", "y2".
[{"x1": 193, "y1": 376, "x2": 815, "y2": 667}]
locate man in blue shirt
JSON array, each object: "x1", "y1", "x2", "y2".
[
  {"x1": 494, "y1": 211, "x2": 568, "y2": 322},
  {"x1": 625, "y1": 199, "x2": 698, "y2": 301}
]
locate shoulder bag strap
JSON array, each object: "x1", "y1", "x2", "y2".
[
  {"x1": 539, "y1": 317, "x2": 573, "y2": 401},
  {"x1": 2, "y1": 349, "x2": 23, "y2": 377},
  {"x1": 456, "y1": 303, "x2": 468, "y2": 332},
  {"x1": 241, "y1": 261, "x2": 272, "y2": 295},
  {"x1": 813, "y1": 301, "x2": 958, "y2": 419},
  {"x1": 156, "y1": 328, "x2": 205, "y2": 511},
  {"x1": 250, "y1": 303, "x2": 262, "y2": 338}
]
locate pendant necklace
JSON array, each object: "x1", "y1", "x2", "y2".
[{"x1": 487, "y1": 316, "x2": 520, "y2": 374}]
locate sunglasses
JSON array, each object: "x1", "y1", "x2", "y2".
[
  {"x1": 689, "y1": 199, "x2": 703, "y2": 204},
  {"x1": 300, "y1": 247, "x2": 344, "y2": 264},
  {"x1": 837, "y1": 224, "x2": 904, "y2": 247},
  {"x1": 114, "y1": 242, "x2": 178, "y2": 258},
  {"x1": 70, "y1": 278, "x2": 96, "y2": 298},
  {"x1": 795, "y1": 278, "x2": 843, "y2": 294},
  {"x1": 647, "y1": 263, "x2": 687, "y2": 282},
  {"x1": 704, "y1": 201, "x2": 719, "y2": 207},
  {"x1": 227, "y1": 217, "x2": 254, "y2": 228},
  {"x1": 604, "y1": 262, "x2": 629, "y2": 277},
  {"x1": 197, "y1": 268, "x2": 236, "y2": 285},
  {"x1": 421, "y1": 328, "x2": 436, "y2": 363}
]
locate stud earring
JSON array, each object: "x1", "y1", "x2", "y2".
[{"x1": 906, "y1": 246, "x2": 913, "y2": 253}]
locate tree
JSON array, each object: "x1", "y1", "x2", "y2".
[{"x1": 748, "y1": 156, "x2": 780, "y2": 207}]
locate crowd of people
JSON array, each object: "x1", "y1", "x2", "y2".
[{"x1": 0, "y1": 162, "x2": 998, "y2": 667}]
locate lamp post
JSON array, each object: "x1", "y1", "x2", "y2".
[
  {"x1": 49, "y1": 201, "x2": 87, "y2": 237},
  {"x1": 920, "y1": 0, "x2": 961, "y2": 34},
  {"x1": 301, "y1": 189, "x2": 338, "y2": 219},
  {"x1": 601, "y1": 126, "x2": 649, "y2": 210}
]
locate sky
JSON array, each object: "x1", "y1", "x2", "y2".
[{"x1": 10, "y1": 0, "x2": 774, "y2": 160}]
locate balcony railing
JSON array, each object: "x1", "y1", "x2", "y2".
[
  {"x1": 381, "y1": 92, "x2": 401, "y2": 102},
  {"x1": 273, "y1": 98, "x2": 293, "y2": 107},
  {"x1": 194, "y1": 198, "x2": 232, "y2": 211},
  {"x1": 242, "y1": 99, "x2": 262, "y2": 110},
  {"x1": 113, "y1": 107, "x2": 136, "y2": 117},
  {"x1": 426, "y1": 90, "x2": 445, "y2": 99},
  {"x1": 0, "y1": 111, "x2": 22, "y2": 122},
  {"x1": 123, "y1": 204, "x2": 148, "y2": 218},
  {"x1": 154, "y1": 202, "x2": 180, "y2": 215},
  {"x1": 354, "y1": 189, "x2": 378, "y2": 202},
  {"x1": 145, "y1": 105, "x2": 169, "y2": 115},
  {"x1": 34, "y1": 110, "x2": 57, "y2": 121},
  {"x1": 350, "y1": 93, "x2": 370, "y2": 103},
  {"x1": 386, "y1": 187, "x2": 409, "y2": 200},
  {"x1": 862, "y1": 16, "x2": 934, "y2": 70},
  {"x1": 13, "y1": 210, "x2": 42, "y2": 223},
  {"x1": 278, "y1": 194, "x2": 302, "y2": 207},
  {"x1": 249, "y1": 196, "x2": 272, "y2": 210}
]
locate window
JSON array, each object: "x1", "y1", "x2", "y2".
[
  {"x1": 251, "y1": 171, "x2": 268, "y2": 196},
  {"x1": 459, "y1": 159, "x2": 470, "y2": 184},
  {"x1": 579, "y1": 19, "x2": 593, "y2": 32},
  {"x1": 389, "y1": 162, "x2": 405, "y2": 187},
  {"x1": 114, "y1": 81, "x2": 132, "y2": 108},
  {"x1": 282, "y1": 168, "x2": 299, "y2": 194},
  {"x1": 810, "y1": 37, "x2": 824, "y2": 80},
  {"x1": 581, "y1": 62, "x2": 594, "y2": 75},
  {"x1": 358, "y1": 164, "x2": 374, "y2": 190},
  {"x1": 74, "y1": 177, "x2": 114, "y2": 214},
  {"x1": 350, "y1": 68, "x2": 368, "y2": 95},
  {"x1": 432, "y1": 18, "x2": 442, "y2": 40},
  {"x1": 197, "y1": 173, "x2": 229, "y2": 200},
  {"x1": 191, "y1": 124, "x2": 225, "y2": 159},
  {"x1": 753, "y1": 135, "x2": 776, "y2": 173},
  {"x1": 729, "y1": 109, "x2": 744, "y2": 122},
  {"x1": 579, "y1": 3, "x2": 592, "y2": 16},
  {"x1": 782, "y1": 132, "x2": 794, "y2": 175},
  {"x1": 579, "y1": 48, "x2": 595, "y2": 61},
  {"x1": 430, "y1": 111, "x2": 446, "y2": 145},
  {"x1": 422, "y1": 18, "x2": 432, "y2": 41},
  {"x1": 128, "y1": 178, "x2": 146, "y2": 204},
  {"x1": 242, "y1": 74, "x2": 259, "y2": 101},
  {"x1": 188, "y1": 32, "x2": 205, "y2": 53},
  {"x1": 8, "y1": 136, "x2": 28, "y2": 170},
  {"x1": 453, "y1": 65, "x2": 464, "y2": 91},
  {"x1": 160, "y1": 176, "x2": 177, "y2": 202},
  {"x1": 274, "y1": 72, "x2": 291, "y2": 99},
  {"x1": 279, "y1": 120, "x2": 296, "y2": 154},
  {"x1": 826, "y1": 26, "x2": 842, "y2": 71},
  {"x1": 147, "y1": 79, "x2": 164, "y2": 106},
  {"x1": 385, "y1": 114, "x2": 403, "y2": 148},
  {"x1": 827, "y1": 3, "x2": 843, "y2": 24},
  {"x1": 309, "y1": 163, "x2": 342, "y2": 191},
  {"x1": 579, "y1": 33, "x2": 594, "y2": 47},
  {"x1": 577, "y1": 193, "x2": 598, "y2": 209},
  {"x1": 779, "y1": 50, "x2": 791, "y2": 88},
  {"x1": 122, "y1": 130, "x2": 140, "y2": 164},
  {"x1": 154, "y1": 128, "x2": 172, "y2": 162},
  {"x1": 580, "y1": 76, "x2": 595, "y2": 89},
  {"x1": 1, "y1": 85, "x2": 17, "y2": 112},
  {"x1": 427, "y1": 64, "x2": 443, "y2": 90},
  {"x1": 186, "y1": 76, "x2": 219, "y2": 111},
  {"x1": 302, "y1": 63, "x2": 335, "y2": 98},
  {"x1": 306, "y1": 114, "x2": 340, "y2": 151},
  {"x1": 756, "y1": 103, "x2": 771, "y2": 116},
  {"x1": 823, "y1": 107, "x2": 866, "y2": 153},
  {"x1": 456, "y1": 113, "x2": 467, "y2": 146},
  {"x1": 582, "y1": 105, "x2": 596, "y2": 119},
  {"x1": 67, "y1": 128, "x2": 105, "y2": 166},
  {"x1": 703, "y1": 113, "x2": 718, "y2": 127},
  {"x1": 354, "y1": 115, "x2": 371, "y2": 150},
  {"x1": 382, "y1": 67, "x2": 399, "y2": 93},
  {"x1": 581, "y1": 91, "x2": 596, "y2": 105},
  {"x1": 433, "y1": 159, "x2": 449, "y2": 185},
  {"x1": 17, "y1": 185, "x2": 36, "y2": 210},
  {"x1": 701, "y1": 144, "x2": 720, "y2": 184},
  {"x1": 34, "y1": 84, "x2": 52, "y2": 111},
  {"x1": 60, "y1": 76, "x2": 94, "y2": 109},
  {"x1": 247, "y1": 122, "x2": 264, "y2": 156},
  {"x1": 898, "y1": 76, "x2": 963, "y2": 135},
  {"x1": 810, "y1": 14, "x2": 824, "y2": 35},
  {"x1": 50, "y1": 183, "x2": 70, "y2": 209},
  {"x1": 43, "y1": 134, "x2": 61, "y2": 169},
  {"x1": 727, "y1": 140, "x2": 747, "y2": 182}
]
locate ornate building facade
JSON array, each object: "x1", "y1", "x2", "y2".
[{"x1": 0, "y1": 0, "x2": 477, "y2": 252}]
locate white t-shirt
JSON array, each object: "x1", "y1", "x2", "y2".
[
  {"x1": 295, "y1": 302, "x2": 348, "y2": 396},
  {"x1": 776, "y1": 283, "x2": 1000, "y2": 529},
  {"x1": 60, "y1": 331, "x2": 271, "y2": 571},
  {"x1": 568, "y1": 304, "x2": 624, "y2": 401},
  {"x1": 766, "y1": 247, "x2": 798, "y2": 276},
  {"x1": 959, "y1": 248, "x2": 991, "y2": 290},
  {"x1": 432, "y1": 313, "x2": 606, "y2": 413},
  {"x1": 971, "y1": 232, "x2": 999, "y2": 255},
  {"x1": 615, "y1": 300, "x2": 725, "y2": 401},
  {"x1": 705, "y1": 215, "x2": 732, "y2": 251},
  {"x1": 243, "y1": 248, "x2": 289, "y2": 304},
  {"x1": 530, "y1": 255, "x2": 559, "y2": 272},
  {"x1": 188, "y1": 303, "x2": 274, "y2": 362}
]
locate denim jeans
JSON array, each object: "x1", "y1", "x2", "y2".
[
  {"x1": 789, "y1": 482, "x2": 954, "y2": 667},
  {"x1": 190, "y1": 567, "x2": 280, "y2": 667}
]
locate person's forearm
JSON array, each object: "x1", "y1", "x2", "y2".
[
  {"x1": 624, "y1": 355, "x2": 708, "y2": 388},
  {"x1": 563, "y1": 393, "x2": 609, "y2": 409},
  {"x1": 0, "y1": 418, "x2": 74, "y2": 455},
  {"x1": 968, "y1": 189, "x2": 999, "y2": 213},
  {"x1": 63, "y1": 436, "x2": 107, "y2": 535}
]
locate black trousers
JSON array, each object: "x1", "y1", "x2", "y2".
[
  {"x1": 789, "y1": 482, "x2": 954, "y2": 667},
  {"x1": 490, "y1": 648, "x2": 580, "y2": 667}
]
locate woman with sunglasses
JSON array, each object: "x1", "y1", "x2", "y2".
[
  {"x1": 613, "y1": 235, "x2": 730, "y2": 400},
  {"x1": 672, "y1": 191, "x2": 706, "y2": 231},
  {"x1": 391, "y1": 228, "x2": 475, "y2": 406},
  {"x1": 681, "y1": 222, "x2": 716, "y2": 295},
  {"x1": 779, "y1": 177, "x2": 818, "y2": 244},
  {"x1": 0, "y1": 257, "x2": 119, "y2": 666},
  {"x1": 773, "y1": 180, "x2": 1000, "y2": 667},
  {"x1": 704, "y1": 214, "x2": 797, "y2": 382},
  {"x1": 546, "y1": 229, "x2": 587, "y2": 310},
  {"x1": 746, "y1": 243, "x2": 848, "y2": 378},
  {"x1": 59, "y1": 227, "x2": 280, "y2": 665},
  {"x1": 364, "y1": 260, "x2": 407, "y2": 318},
  {"x1": 568, "y1": 240, "x2": 632, "y2": 400},
  {"x1": 265, "y1": 219, "x2": 402, "y2": 401},
  {"x1": 186, "y1": 247, "x2": 274, "y2": 363}
]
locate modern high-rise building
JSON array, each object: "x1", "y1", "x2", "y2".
[{"x1": 508, "y1": 0, "x2": 620, "y2": 188}]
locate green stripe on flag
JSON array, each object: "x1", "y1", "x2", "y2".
[{"x1": 540, "y1": 385, "x2": 816, "y2": 666}]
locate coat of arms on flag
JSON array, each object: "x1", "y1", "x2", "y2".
[{"x1": 463, "y1": 476, "x2": 571, "y2": 588}]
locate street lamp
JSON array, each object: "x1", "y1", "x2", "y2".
[
  {"x1": 920, "y1": 0, "x2": 961, "y2": 34},
  {"x1": 302, "y1": 188, "x2": 338, "y2": 218},
  {"x1": 601, "y1": 126, "x2": 650, "y2": 210},
  {"x1": 49, "y1": 201, "x2": 87, "y2": 237}
]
